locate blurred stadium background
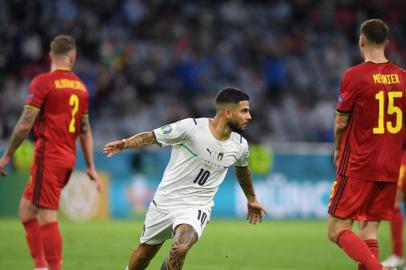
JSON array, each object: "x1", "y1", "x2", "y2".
[{"x1": 0, "y1": 0, "x2": 405, "y2": 269}]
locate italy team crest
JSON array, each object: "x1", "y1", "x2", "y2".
[{"x1": 217, "y1": 153, "x2": 224, "y2": 161}]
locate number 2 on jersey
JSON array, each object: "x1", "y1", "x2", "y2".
[
  {"x1": 373, "y1": 91, "x2": 403, "y2": 134},
  {"x1": 69, "y1": 94, "x2": 79, "y2": 133}
]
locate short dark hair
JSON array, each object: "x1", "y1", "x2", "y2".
[
  {"x1": 360, "y1": 19, "x2": 389, "y2": 45},
  {"x1": 216, "y1": 87, "x2": 249, "y2": 105},
  {"x1": 50, "y1": 35, "x2": 76, "y2": 55}
]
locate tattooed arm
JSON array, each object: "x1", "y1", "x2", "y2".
[
  {"x1": 0, "y1": 106, "x2": 39, "y2": 176},
  {"x1": 235, "y1": 166, "x2": 267, "y2": 224},
  {"x1": 235, "y1": 166, "x2": 256, "y2": 200},
  {"x1": 79, "y1": 117, "x2": 101, "y2": 191},
  {"x1": 103, "y1": 131, "x2": 158, "y2": 157}
]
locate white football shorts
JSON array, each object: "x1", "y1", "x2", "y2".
[{"x1": 140, "y1": 202, "x2": 211, "y2": 245}]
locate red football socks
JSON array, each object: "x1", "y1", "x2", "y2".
[
  {"x1": 358, "y1": 239, "x2": 379, "y2": 270},
  {"x1": 337, "y1": 230, "x2": 382, "y2": 270},
  {"x1": 40, "y1": 222, "x2": 63, "y2": 270},
  {"x1": 365, "y1": 239, "x2": 379, "y2": 261},
  {"x1": 22, "y1": 219, "x2": 47, "y2": 268},
  {"x1": 391, "y1": 207, "x2": 404, "y2": 257}
]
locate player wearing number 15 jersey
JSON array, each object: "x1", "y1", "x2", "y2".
[
  {"x1": 0, "y1": 35, "x2": 100, "y2": 270},
  {"x1": 327, "y1": 19, "x2": 406, "y2": 270},
  {"x1": 104, "y1": 87, "x2": 267, "y2": 270}
]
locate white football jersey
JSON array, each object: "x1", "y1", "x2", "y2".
[{"x1": 152, "y1": 118, "x2": 249, "y2": 212}]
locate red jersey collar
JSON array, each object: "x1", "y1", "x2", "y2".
[
  {"x1": 366, "y1": 61, "x2": 390, "y2": 64},
  {"x1": 53, "y1": 67, "x2": 71, "y2": 72}
]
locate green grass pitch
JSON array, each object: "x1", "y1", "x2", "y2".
[{"x1": 0, "y1": 219, "x2": 394, "y2": 270}]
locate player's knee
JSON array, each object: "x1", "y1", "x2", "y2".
[
  {"x1": 18, "y1": 207, "x2": 25, "y2": 221},
  {"x1": 327, "y1": 227, "x2": 338, "y2": 243},
  {"x1": 18, "y1": 205, "x2": 32, "y2": 221}
]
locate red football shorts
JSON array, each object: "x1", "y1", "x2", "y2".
[
  {"x1": 23, "y1": 162, "x2": 72, "y2": 210},
  {"x1": 328, "y1": 175, "x2": 397, "y2": 221}
]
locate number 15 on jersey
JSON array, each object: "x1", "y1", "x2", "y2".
[{"x1": 373, "y1": 91, "x2": 403, "y2": 134}]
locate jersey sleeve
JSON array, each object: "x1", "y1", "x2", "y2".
[
  {"x1": 336, "y1": 69, "x2": 357, "y2": 115},
  {"x1": 153, "y1": 118, "x2": 193, "y2": 146},
  {"x1": 234, "y1": 138, "x2": 249, "y2": 167},
  {"x1": 25, "y1": 76, "x2": 49, "y2": 110}
]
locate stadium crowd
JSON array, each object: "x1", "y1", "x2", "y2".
[{"x1": 0, "y1": 0, "x2": 405, "y2": 146}]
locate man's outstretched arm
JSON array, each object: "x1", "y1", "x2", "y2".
[
  {"x1": 235, "y1": 166, "x2": 267, "y2": 224},
  {"x1": 0, "y1": 106, "x2": 39, "y2": 176},
  {"x1": 103, "y1": 131, "x2": 158, "y2": 157}
]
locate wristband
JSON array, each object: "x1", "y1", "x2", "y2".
[{"x1": 121, "y1": 139, "x2": 128, "y2": 149}]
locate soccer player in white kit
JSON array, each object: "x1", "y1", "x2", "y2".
[{"x1": 103, "y1": 87, "x2": 267, "y2": 270}]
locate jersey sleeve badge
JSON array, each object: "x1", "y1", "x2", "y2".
[{"x1": 159, "y1": 125, "x2": 173, "y2": 135}]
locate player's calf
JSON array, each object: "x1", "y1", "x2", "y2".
[
  {"x1": 160, "y1": 260, "x2": 169, "y2": 270},
  {"x1": 22, "y1": 219, "x2": 47, "y2": 268},
  {"x1": 128, "y1": 249, "x2": 152, "y2": 270},
  {"x1": 128, "y1": 243, "x2": 163, "y2": 270},
  {"x1": 167, "y1": 243, "x2": 189, "y2": 269},
  {"x1": 165, "y1": 224, "x2": 198, "y2": 270}
]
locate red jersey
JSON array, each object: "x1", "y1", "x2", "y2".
[
  {"x1": 401, "y1": 150, "x2": 406, "y2": 166},
  {"x1": 25, "y1": 69, "x2": 89, "y2": 168},
  {"x1": 336, "y1": 62, "x2": 406, "y2": 182}
]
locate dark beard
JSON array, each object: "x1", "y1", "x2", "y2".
[{"x1": 228, "y1": 120, "x2": 244, "y2": 133}]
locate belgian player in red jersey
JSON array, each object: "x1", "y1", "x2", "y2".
[
  {"x1": 0, "y1": 35, "x2": 100, "y2": 270},
  {"x1": 382, "y1": 150, "x2": 406, "y2": 267},
  {"x1": 327, "y1": 19, "x2": 406, "y2": 270}
]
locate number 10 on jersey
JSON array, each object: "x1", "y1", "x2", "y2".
[
  {"x1": 373, "y1": 91, "x2": 403, "y2": 134},
  {"x1": 193, "y1": 168, "x2": 210, "y2": 186}
]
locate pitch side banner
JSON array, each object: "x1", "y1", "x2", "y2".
[
  {"x1": 96, "y1": 149, "x2": 335, "y2": 219},
  {"x1": 0, "y1": 148, "x2": 336, "y2": 219}
]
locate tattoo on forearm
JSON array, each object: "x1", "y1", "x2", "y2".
[
  {"x1": 6, "y1": 107, "x2": 38, "y2": 155},
  {"x1": 80, "y1": 118, "x2": 89, "y2": 134},
  {"x1": 127, "y1": 132, "x2": 157, "y2": 148},
  {"x1": 235, "y1": 166, "x2": 256, "y2": 199},
  {"x1": 167, "y1": 224, "x2": 197, "y2": 270},
  {"x1": 7, "y1": 132, "x2": 27, "y2": 156}
]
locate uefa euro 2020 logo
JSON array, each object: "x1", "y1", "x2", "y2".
[
  {"x1": 160, "y1": 125, "x2": 173, "y2": 135},
  {"x1": 60, "y1": 172, "x2": 100, "y2": 222}
]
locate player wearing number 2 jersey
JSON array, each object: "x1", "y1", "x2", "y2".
[
  {"x1": 0, "y1": 35, "x2": 100, "y2": 270},
  {"x1": 104, "y1": 87, "x2": 266, "y2": 270},
  {"x1": 327, "y1": 19, "x2": 406, "y2": 270},
  {"x1": 25, "y1": 67, "x2": 89, "y2": 169}
]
